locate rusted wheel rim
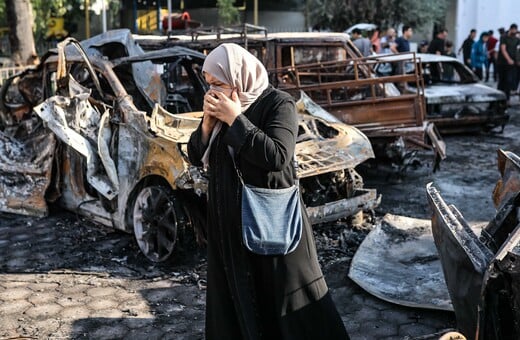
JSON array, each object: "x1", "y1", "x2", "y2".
[{"x1": 133, "y1": 186, "x2": 177, "y2": 262}]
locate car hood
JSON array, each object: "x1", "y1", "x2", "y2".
[{"x1": 424, "y1": 83, "x2": 506, "y2": 104}]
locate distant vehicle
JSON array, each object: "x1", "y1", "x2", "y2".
[
  {"x1": 375, "y1": 52, "x2": 509, "y2": 134},
  {"x1": 344, "y1": 23, "x2": 377, "y2": 34}
]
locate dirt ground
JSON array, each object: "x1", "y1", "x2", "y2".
[{"x1": 0, "y1": 96, "x2": 519, "y2": 339}]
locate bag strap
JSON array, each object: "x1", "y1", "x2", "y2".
[{"x1": 229, "y1": 147, "x2": 299, "y2": 185}]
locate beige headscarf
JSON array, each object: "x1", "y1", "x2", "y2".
[{"x1": 201, "y1": 43, "x2": 269, "y2": 168}]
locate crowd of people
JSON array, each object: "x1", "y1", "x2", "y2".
[
  {"x1": 458, "y1": 24, "x2": 519, "y2": 103},
  {"x1": 349, "y1": 23, "x2": 520, "y2": 104}
]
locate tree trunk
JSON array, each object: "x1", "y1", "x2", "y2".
[{"x1": 6, "y1": 0, "x2": 38, "y2": 66}]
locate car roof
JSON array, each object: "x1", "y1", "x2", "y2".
[{"x1": 375, "y1": 52, "x2": 461, "y2": 63}]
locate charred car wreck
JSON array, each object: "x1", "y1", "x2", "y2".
[
  {"x1": 0, "y1": 30, "x2": 379, "y2": 262},
  {"x1": 136, "y1": 25, "x2": 446, "y2": 168},
  {"x1": 427, "y1": 150, "x2": 520, "y2": 339}
]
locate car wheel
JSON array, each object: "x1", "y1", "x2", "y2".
[{"x1": 132, "y1": 185, "x2": 178, "y2": 262}]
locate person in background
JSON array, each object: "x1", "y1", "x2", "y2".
[
  {"x1": 395, "y1": 25, "x2": 413, "y2": 53},
  {"x1": 351, "y1": 28, "x2": 373, "y2": 57},
  {"x1": 485, "y1": 30, "x2": 498, "y2": 82},
  {"x1": 370, "y1": 27, "x2": 381, "y2": 54},
  {"x1": 497, "y1": 23, "x2": 519, "y2": 103},
  {"x1": 458, "y1": 29, "x2": 476, "y2": 68},
  {"x1": 419, "y1": 40, "x2": 429, "y2": 53},
  {"x1": 380, "y1": 27, "x2": 397, "y2": 54},
  {"x1": 445, "y1": 41, "x2": 456, "y2": 58},
  {"x1": 471, "y1": 31, "x2": 490, "y2": 80},
  {"x1": 498, "y1": 27, "x2": 506, "y2": 39},
  {"x1": 443, "y1": 41, "x2": 457, "y2": 81},
  {"x1": 428, "y1": 28, "x2": 448, "y2": 55},
  {"x1": 188, "y1": 43, "x2": 350, "y2": 340}
]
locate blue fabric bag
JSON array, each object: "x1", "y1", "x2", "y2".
[
  {"x1": 241, "y1": 182, "x2": 303, "y2": 255},
  {"x1": 232, "y1": 154, "x2": 303, "y2": 255}
]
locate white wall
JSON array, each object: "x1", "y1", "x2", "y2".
[{"x1": 454, "y1": 0, "x2": 519, "y2": 57}]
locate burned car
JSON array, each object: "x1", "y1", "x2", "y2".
[
  {"x1": 0, "y1": 30, "x2": 379, "y2": 262},
  {"x1": 427, "y1": 150, "x2": 520, "y2": 339},
  {"x1": 136, "y1": 26, "x2": 446, "y2": 167},
  {"x1": 376, "y1": 52, "x2": 509, "y2": 134}
]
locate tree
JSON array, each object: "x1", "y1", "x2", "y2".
[
  {"x1": 308, "y1": 0, "x2": 448, "y2": 33},
  {"x1": 6, "y1": 0, "x2": 38, "y2": 65},
  {"x1": 217, "y1": 0, "x2": 240, "y2": 25}
]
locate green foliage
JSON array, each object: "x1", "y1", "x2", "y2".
[
  {"x1": 31, "y1": 0, "x2": 85, "y2": 41},
  {"x1": 309, "y1": 0, "x2": 448, "y2": 32},
  {"x1": 217, "y1": 0, "x2": 240, "y2": 25},
  {"x1": 0, "y1": 1, "x2": 5, "y2": 27}
]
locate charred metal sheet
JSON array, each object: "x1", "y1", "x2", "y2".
[
  {"x1": 478, "y1": 219, "x2": 520, "y2": 340},
  {"x1": 349, "y1": 213, "x2": 453, "y2": 311},
  {"x1": 149, "y1": 104, "x2": 202, "y2": 144},
  {"x1": 306, "y1": 189, "x2": 379, "y2": 224},
  {"x1": 34, "y1": 76, "x2": 118, "y2": 200},
  {"x1": 0, "y1": 126, "x2": 56, "y2": 217},
  {"x1": 295, "y1": 92, "x2": 375, "y2": 177},
  {"x1": 427, "y1": 183, "x2": 494, "y2": 337}
]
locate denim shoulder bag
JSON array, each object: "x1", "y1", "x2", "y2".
[{"x1": 232, "y1": 154, "x2": 303, "y2": 256}]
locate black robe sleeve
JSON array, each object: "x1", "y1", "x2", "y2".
[
  {"x1": 223, "y1": 99, "x2": 298, "y2": 172},
  {"x1": 187, "y1": 120, "x2": 207, "y2": 167}
]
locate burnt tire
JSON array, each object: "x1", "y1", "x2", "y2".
[{"x1": 132, "y1": 185, "x2": 178, "y2": 262}]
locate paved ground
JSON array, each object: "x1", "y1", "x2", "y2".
[
  {"x1": 0, "y1": 213, "x2": 455, "y2": 339},
  {"x1": 1, "y1": 93, "x2": 518, "y2": 339}
]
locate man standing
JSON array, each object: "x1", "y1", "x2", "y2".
[
  {"x1": 380, "y1": 28, "x2": 397, "y2": 54},
  {"x1": 458, "y1": 29, "x2": 476, "y2": 68},
  {"x1": 351, "y1": 28, "x2": 373, "y2": 57},
  {"x1": 395, "y1": 26, "x2": 413, "y2": 53},
  {"x1": 497, "y1": 23, "x2": 519, "y2": 103},
  {"x1": 428, "y1": 28, "x2": 448, "y2": 55},
  {"x1": 485, "y1": 30, "x2": 498, "y2": 81}
]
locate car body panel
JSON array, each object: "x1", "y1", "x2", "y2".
[{"x1": 427, "y1": 150, "x2": 520, "y2": 339}]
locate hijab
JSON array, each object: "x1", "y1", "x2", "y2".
[{"x1": 201, "y1": 43, "x2": 269, "y2": 168}]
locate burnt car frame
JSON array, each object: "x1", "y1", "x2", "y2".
[
  {"x1": 136, "y1": 25, "x2": 446, "y2": 166},
  {"x1": 375, "y1": 52, "x2": 509, "y2": 134},
  {"x1": 0, "y1": 30, "x2": 378, "y2": 262},
  {"x1": 427, "y1": 150, "x2": 520, "y2": 339}
]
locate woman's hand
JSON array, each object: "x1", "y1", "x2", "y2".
[
  {"x1": 204, "y1": 89, "x2": 241, "y2": 126},
  {"x1": 201, "y1": 92, "x2": 219, "y2": 145}
]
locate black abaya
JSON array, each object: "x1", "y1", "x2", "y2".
[{"x1": 188, "y1": 87, "x2": 349, "y2": 340}]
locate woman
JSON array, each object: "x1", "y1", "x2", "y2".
[
  {"x1": 471, "y1": 32, "x2": 490, "y2": 80},
  {"x1": 188, "y1": 43, "x2": 349, "y2": 339}
]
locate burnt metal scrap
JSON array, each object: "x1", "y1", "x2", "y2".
[
  {"x1": 427, "y1": 150, "x2": 520, "y2": 339},
  {"x1": 349, "y1": 214, "x2": 452, "y2": 311},
  {"x1": 0, "y1": 30, "x2": 379, "y2": 262}
]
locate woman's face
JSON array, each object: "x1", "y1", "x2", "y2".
[{"x1": 204, "y1": 72, "x2": 234, "y2": 98}]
